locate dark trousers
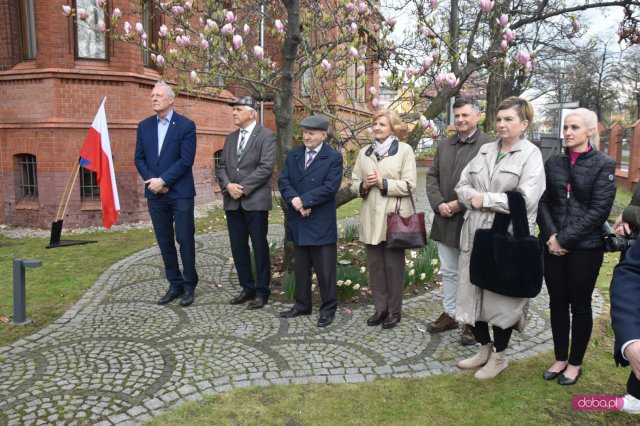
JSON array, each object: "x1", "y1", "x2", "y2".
[
  {"x1": 147, "y1": 197, "x2": 198, "y2": 293},
  {"x1": 471, "y1": 321, "x2": 513, "y2": 352},
  {"x1": 293, "y1": 244, "x2": 337, "y2": 317},
  {"x1": 226, "y1": 208, "x2": 271, "y2": 300},
  {"x1": 544, "y1": 249, "x2": 603, "y2": 365},
  {"x1": 366, "y1": 243, "x2": 405, "y2": 314},
  {"x1": 629, "y1": 372, "x2": 640, "y2": 399}
]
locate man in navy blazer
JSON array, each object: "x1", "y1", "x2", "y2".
[
  {"x1": 134, "y1": 81, "x2": 198, "y2": 307},
  {"x1": 278, "y1": 115, "x2": 343, "y2": 327},
  {"x1": 611, "y1": 241, "x2": 640, "y2": 414}
]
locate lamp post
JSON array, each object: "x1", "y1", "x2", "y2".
[{"x1": 11, "y1": 258, "x2": 42, "y2": 325}]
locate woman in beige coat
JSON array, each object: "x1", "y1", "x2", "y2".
[
  {"x1": 351, "y1": 109, "x2": 417, "y2": 329},
  {"x1": 454, "y1": 97, "x2": 545, "y2": 379}
]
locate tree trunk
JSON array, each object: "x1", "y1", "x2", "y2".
[{"x1": 275, "y1": 0, "x2": 301, "y2": 273}]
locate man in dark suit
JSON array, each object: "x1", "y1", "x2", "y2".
[
  {"x1": 278, "y1": 115, "x2": 343, "y2": 327},
  {"x1": 215, "y1": 96, "x2": 276, "y2": 309},
  {"x1": 134, "y1": 81, "x2": 198, "y2": 307},
  {"x1": 611, "y1": 241, "x2": 640, "y2": 414}
]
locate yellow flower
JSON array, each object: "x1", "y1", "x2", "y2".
[
  {"x1": 345, "y1": 279, "x2": 352, "y2": 286},
  {"x1": 434, "y1": 268, "x2": 440, "y2": 274},
  {"x1": 354, "y1": 283, "x2": 361, "y2": 290},
  {"x1": 409, "y1": 269, "x2": 415, "y2": 276},
  {"x1": 420, "y1": 273, "x2": 426, "y2": 280},
  {"x1": 337, "y1": 280, "x2": 344, "y2": 287},
  {"x1": 431, "y1": 259, "x2": 439, "y2": 266},
  {"x1": 312, "y1": 273, "x2": 317, "y2": 281},
  {"x1": 408, "y1": 261, "x2": 414, "y2": 268},
  {"x1": 410, "y1": 250, "x2": 418, "y2": 259},
  {"x1": 360, "y1": 266, "x2": 366, "y2": 273}
]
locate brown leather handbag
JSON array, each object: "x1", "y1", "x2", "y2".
[{"x1": 386, "y1": 183, "x2": 427, "y2": 249}]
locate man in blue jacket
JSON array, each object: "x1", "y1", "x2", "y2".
[
  {"x1": 134, "y1": 81, "x2": 198, "y2": 307},
  {"x1": 611, "y1": 241, "x2": 640, "y2": 414},
  {"x1": 278, "y1": 115, "x2": 343, "y2": 327}
]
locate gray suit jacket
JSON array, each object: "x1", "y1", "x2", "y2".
[{"x1": 215, "y1": 124, "x2": 276, "y2": 211}]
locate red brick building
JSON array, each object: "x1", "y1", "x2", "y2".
[
  {"x1": 0, "y1": 0, "x2": 247, "y2": 229},
  {"x1": 0, "y1": 1, "x2": 376, "y2": 229}
]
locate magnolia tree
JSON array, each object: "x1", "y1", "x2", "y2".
[{"x1": 383, "y1": 0, "x2": 640, "y2": 137}]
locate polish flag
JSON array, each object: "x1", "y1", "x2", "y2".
[{"x1": 79, "y1": 98, "x2": 120, "y2": 228}]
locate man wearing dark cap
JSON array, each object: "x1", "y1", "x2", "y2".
[
  {"x1": 216, "y1": 96, "x2": 276, "y2": 309},
  {"x1": 278, "y1": 115, "x2": 343, "y2": 327}
]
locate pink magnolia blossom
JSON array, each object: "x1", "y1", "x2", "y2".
[
  {"x1": 189, "y1": 70, "x2": 199, "y2": 82},
  {"x1": 62, "y1": 5, "x2": 72, "y2": 16},
  {"x1": 344, "y1": 3, "x2": 354, "y2": 12},
  {"x1": 526, "y1": 60, "x2": 533, "y2": 71},
  {"x1": 96, "y1": 0, "x2": 106, "y2": 6},
  {"x1": 572, "y1": 19, "x2": 580, "y2": 32},
  {"x1": 226, "y1": 11, "x2": 236, "y2": 23},
  {"x1": 516, "y1": 50, "x2": 530, "y2": 65},
  {"x1": 435, "y1": 73, "x2": 444, "y2": 86},
  {"x1": 141, "y1": 32, "x2": 148, "y2": 42},
  {"x1": 184, "y1": 2, "x2": 192, "y2": 9},
  {"x1": 173, "y1": 27, "x2": 184, "y2": 35},
  {"x1": 369, "y1": 87, "x2": 377, "y2": 95},
  {"x1": 77, "y1": 8, "x2": 89, "y2": 20},
  {"x1": 158, "y1": 25, "x2": 168, "y2": 38},
  {"x1": 205, "y1": 19, "x2": 218, "y2": 32},
  {"x1": 503, "y1": 28, "x2": 516, "y2": 44},
  {"x1": 479, "y1": 0, "x2": 494, "y2": 13},
  {"x1": 113, "y1": 8, "x2": 122, "y2": 18},
  {"x1": 155, "y1": 55, "x2": 165, "y2": 66},
  {"x1": 432, "y1": 52, "x2": 440, "y2": 62},
  {"x1": 348, "y1": 46, "x2": 358, "y2": 58},
  {"x1": 372, "y1": 98, "x2": 380, "y2": 110},
  {"x1": 244, "y1": 24, "x2": 250, "y2": 34},
  {"x1": 150, "y1": 53, "x2": 156, "y2": 62},
  {"x1": 124, "y1": 22, "x2": 131, "y2": 35},
  {"x1": 420, "y1": 115, "x2": 429, "y2": 129},
  {"x1": 200, "y1": 39, "x2": 209, "y2": 50},
  {"x1": 182, "y1": 35, "x2": 191, "y2": 46},
  {"x1": 497, "y1": 14, "x2": 509, "y2": 28},
  {"x1": 405, "y1": 67, "x2": 415, "y2": 78},
  {"x1": 431, "y1": 125, "x2": 440, "y2": 137},
  {"x1": 504, "y1": 58, "x2": 512, "y2": 66},
  {"x1": 420, "y1": 56, "x2": 433, "y2": 69},
  {"x1": 169, "y1": 48, "x2": 177, "y2": 55},
  {"x1": 444, "y1": 73, "x2": 459, "y2": 89},
  {"x1": 97, "y1": 20, "x2": 106, "y2": 32},
  {"x1": 275, "y1": 19, "x2": 284, "y2": 33},
  {"x1": 430, "y1": 0, "x2": 438, "y2": 8},
  {"x1": 350, "y1": 22, "x2": 358, "y2": 35},
  {"x1": 321, "y1": 59, "x2": 331, "y2": 72},
  {"x1": 232, "y1": 34, "x2": 243, "y2": 49},
  {"x1": 357, "y1": 2, "x2": 367, "y2": 14},
  {"x1": 135, "y1": 22, "x2": 144, "y2": 34},
  {"x1": 386, "y1": 18, "x2": 397, "y2": 27},
  {"x1": 357, "y1": 65, "x2": 366, "y2": 75},
  {"x1": 176, "y1": 35, "x2": 184, "y2": 47},
  {"x1": 254, "y1": 45, "x2": 264, "y2": 59},
  {"x1": 171, "y1": 6, "x2": 184, "y2": 15},
  {"x1": 221, "y1": 23, "x2": 233, "y2": 35}
]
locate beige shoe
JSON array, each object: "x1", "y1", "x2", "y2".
[
  {"x1": 474, "y1": 351, "x2": 508, "y2": 379},
  {"x1": 458, "y1": 343, "x2": 493, "y2": 369}
]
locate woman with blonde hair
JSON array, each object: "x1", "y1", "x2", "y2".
[
  {"x1": 537, "y1": 107, "x2": 616, "y2": 385},
  {"x1": 455, "y1": 97, "x2": 546, "y2": 379},
  {"x1": 351, "y1": 109, "x2": 417, "y2": 329}
]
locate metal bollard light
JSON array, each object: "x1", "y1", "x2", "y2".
[{"x1": 11, "y1": 258, "x2": 42, "y2": 325}]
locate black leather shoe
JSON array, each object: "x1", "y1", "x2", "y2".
[
  {"x1": 558, "y1": 369, "x2": 582, "y2": 385},
  {"x1": 230, "y1": 292, "x2": 254, "y2": 305},
  {"x1": 543, "y1": 367, "x2": 566, "y2": 381},
  {"x1": 279, "y1": 308, "x2": 312, "y2": 318},
  {"x1": 158, "y1": 290, "x2": 183, "y2": 305},
  {"x1": 382, "y1": 313, "x2": 401, "y2": 329},
  {"x1": 180, "y1": 292, "x2": 194, "y2": 307},
  {"x1": 317, "y1": 315, "x2": 334, "y2": 327},
  {"x1": 247, "y1": 298, "x2": 268, "y2": 310},
  {"x1": 367, "y1": 311, "x2": 387, "y2": 326}
]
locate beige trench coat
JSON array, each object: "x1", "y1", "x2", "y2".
[
  {"x1": 454, "y1": 139, "x2": 545, "y2": 332},
  {"x1": 351, "y1": 140, "x2": 417, "y2": 245}
]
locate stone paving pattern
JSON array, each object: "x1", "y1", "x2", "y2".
[{"x1": 0, "y1": 171, "x2": 604, "y2": 425}]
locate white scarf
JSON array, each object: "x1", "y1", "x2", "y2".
[{"x1": 372, "y1": 135, "x2": 396, "y2": 158}]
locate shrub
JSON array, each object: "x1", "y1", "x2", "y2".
[
  {"x1": 281, "y1": 272, "x2": 296, "y2": 301},
  {"x1": 336, "y1": 265, "x2": 367, "y2": 300},
  {"x1": 403, "y1": 239, "x2": 440, "y2": 288},
  {"x1": 343, "y1": 223, "x2": 359, "y2": 242}
]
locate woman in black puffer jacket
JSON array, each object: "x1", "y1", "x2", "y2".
[{"x1": 537, "y1": 108, "x2": 616, "y2": 386}]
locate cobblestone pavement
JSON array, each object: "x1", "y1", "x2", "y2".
[{"x1": 0, "y1": 170, "x2": 604, "y2": 425}]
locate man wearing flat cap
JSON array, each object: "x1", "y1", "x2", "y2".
[
  {"x1": 216, "y1": 96, "x2": 276, "y2": 309},
  {"x1": 278, "y1": 115, "x2": 343, "y2": 327}
]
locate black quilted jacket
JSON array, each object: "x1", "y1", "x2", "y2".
[{"x1": 537, "y1": 148, "x2": 616, "y2": 250}]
